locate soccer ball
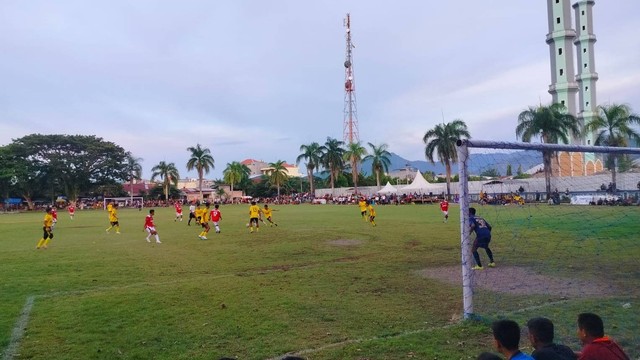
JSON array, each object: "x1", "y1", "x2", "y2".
[{"x1": 246, "y1": 223, "x2": 250, "y2": 228}]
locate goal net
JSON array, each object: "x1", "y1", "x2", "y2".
[
  {"x1": 103, "y1": 197, "x2": 144, "y2": 210},
  {"x1": 456, "y1": 139, "x2": 640, "y2": 356}
]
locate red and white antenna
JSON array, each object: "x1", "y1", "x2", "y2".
[{"x1": 343, "y1": 13, "x2": 359, "y2": 144}]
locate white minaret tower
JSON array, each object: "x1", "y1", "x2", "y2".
[
  {"x1": 546, "y1": 0, "x2": 579, "y2": 143},
  {"x1": 573, "y1": 0, "x2": 598, "y2": 146}
]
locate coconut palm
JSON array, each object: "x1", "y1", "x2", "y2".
[
  {"x1": 584, "y1": 103, "x2": 640, "y2": 191},
  {"x1": 423, "y1": 119, "x2": 470, "y2": 200},
  {"x1": 151, "y1": 161, "x2": 180, "y2": 201},
  {"x1": 363, "y1": 143, "x2": 391, "y2": 188},
  {"x1": 125, "y1": 152, "x2": 143, "y2": 203},
  {"x1": 516, "y1": 103, "x2": 579, "y2": 196},
  {"x1": 321, "y1": 137, "x2": 345, "y2": 195},
  {"x1": 343, "y1": 142, "x2": 367, "y2": 195},
  {"x1": 186, "y1": 144, "x2": 215, "y2": 201},
  {"x1": 296, "y1": 142, "x2": 324, "y2": 196},
  {"x1": 223, "y1": 161, "x2": 251, "y2": 195},
  {"x1": 265, "y1": 160, "x2": 289, "y2": 198}
]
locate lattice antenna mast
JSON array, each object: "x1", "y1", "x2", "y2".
[{"x1": 343, "y1": 13, "x2": 359, "y2": 144}]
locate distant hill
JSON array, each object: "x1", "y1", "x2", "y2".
[{"x1": 360, "y1": 151, "x2": 542, "y2": 177}]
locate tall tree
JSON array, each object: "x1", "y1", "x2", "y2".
[
  {"x1": 584, "y1": 103, "x2": 640, "y2": 191},
  {"x1": 321, "y1": 137, "x2": 345, "y2": 195},
  {"x1": 223, "y1": 162, "x2": 251, "y2": 195},
  {"x1": 151, "y1": 161, "x2": 180, "y2": 201},
  {"x1": 186, "y1": 144, "x2": 215, "y2": 201},
  {"x1": 423, "y1": 120, "x2": 470, "y2": 200},
  {"x1": 343, "y1": 142, "x2": 367, "y2": 195},
  {"x1": 516, "y1": 103, "x2": 580, "y2": 196},
  {"x1": 296, "y1": 142, "x2": 324, "y2": 196},
  {"x1": 0, "y1": 134, "x2": 129, "y2": 206},
  {"x1": 125, "y1": 153, "x2": 143, "y2": 203},
  {"x1": 265, "y1": 160, "x2": 289, "y2": 199},
  {"x1": 363, "y1": 143, "x2": 391, "y2": 188}
]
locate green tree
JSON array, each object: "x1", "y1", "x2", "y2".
[
  {"x1": 223, "y1": 162, "x2": 251, "y2": 195},
  {"x1": 0, "y1": 134, "x2": 129, "y2": 206},
  {"x1": 516, "y1": 103, "x2": 580, "y2": 196},
  {"x1": 321, "y1": 137, "x2": 345, "y2": 195},
  {"x1": 125, "y1": 153, "x2": 143, "y2": 203},
  {"x1": 186, "y1": 144, "x2": 215, "y2": 201},
  {"x1": 296, "y1": 142, "x2": 324, "y2": 196},
  {"x1": 516, "y1": 165, "x2": 523, "y2": 176},
  {"x1": 480, "y1": 168, "x2": 500, "y2": 178},
  {"x1": 363, "y1": 143, "x2": 392, "y2": 188},
  {"x1": 423, "y1": 120, "x2": 470, "y2": 200},
  {"x1": 265, "y1": 160, "x2": 289, "y2": 198},
  {"x1": 506, "y1": 164, "x2": 512, "y2": 177},
  {"x1": 343, "y1": 142, "x2": 367, "y2": 195},
  {"x1": 151, "y1": 161, "x2": 180, "y2": 201},
  {"x1": 584, "y1": 104, "x2": 640, "y2": 191}
]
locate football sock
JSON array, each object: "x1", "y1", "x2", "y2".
[
  {"x1": 155, "y1": 235, "x2": 160, "y2": 243},
  {"x1": 37, "y1": 238, "x2": 45, "y2": 248}
]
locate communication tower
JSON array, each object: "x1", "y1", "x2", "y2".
[{"x1": 343, "y1": 13, "x2": 359, "y2": 144}]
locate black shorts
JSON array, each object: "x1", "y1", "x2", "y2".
[
  {"x1": 110, "y1": 221, "x2": 119, "y2": 226},
  {"x1": 42, "y1": 226, "x2": 53, "y2": 239},
  {"x1": 201, "y1": 222, "x2": 208, "y2": 228},
  {"x1": 250, "y1": 217, "x2": 259, "y2": 225},
  {"x1": 474, "y1": 237, "x2": 491, "y2": 248},
  {"x1": 189, "y1": 213, "x2": 196, "y2": 219}
]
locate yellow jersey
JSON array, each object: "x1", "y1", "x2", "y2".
[
  {"x1": 195, "y1": 206, "x2": 205, "y2": 219},
  {"x1": 201, "y1": 208, "x2": 210, "y2": 222},
  {"x1": 109, "y1": 208, "x2": 118, "y2": 222},
  {"x1": 367, "y1": 205, "x2": 376, "y2": 217},
  {"x1": 262, "y1": 208, "x2": 272, "y2": 218},
  {"x1": 249, "y1": 205, "x2": 261, "y2": 218},
  {"x1": 359, "y1": 200, "x2": 367, "y2": 212},
  {"x1": 43, "y1": 213, "x2": 54, "y2": 228}
]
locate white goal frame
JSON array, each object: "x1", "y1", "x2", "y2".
[
  {"x1": 103, "y1": 197, "x2": 144, "y2": 210},
  {"x1": 456, "y1": 139, "x2": 640, "y2": 319}
]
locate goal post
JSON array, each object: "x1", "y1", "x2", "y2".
[
  {"x1": 456, "y1": 139, "x2": 640, "y2": 320},
  {"x1": 103, "y1": 197, "x2": 144, "y2": 210}
]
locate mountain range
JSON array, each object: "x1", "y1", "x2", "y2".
[{"x1": 360, "y1": 151, "x2": 543, "y2": 177}]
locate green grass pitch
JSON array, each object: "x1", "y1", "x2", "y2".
[{"x1": 0, "y1": 204, "x2": 638, "y2": 359}]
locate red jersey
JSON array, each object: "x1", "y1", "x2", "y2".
[
  {"x1": 68, "y1": 206, "x2": 75, "y2": 214},
  {"x1": 210, "y1": 209, "x2": 221, "y2": 222},
  {"x1": 174, "y1": 203, "x2": 182, "y2": 213},
  {"x1": 52, "y1": 208, "x2": 58, "y2": 220},
  {"x1": 579, "y1": 337, "x2": 629, "y2": 360},
  {"x1": 440, "y1": 201, "x2": 449, "y2": 212},
  {"x1": 144, "y1": 214, "x2": 155, "y2": 228}
]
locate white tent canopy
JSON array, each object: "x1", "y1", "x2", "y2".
[
  {"x1": 377, "y1": 181, "x2": 398, "y2": 194},
  {"x1": 401, "y1": 170, "x2": 437, "y2": 194}
]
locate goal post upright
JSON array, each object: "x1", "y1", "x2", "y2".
[{"x1": 456, "y1": 140, "x2": 474, "y2": 319}]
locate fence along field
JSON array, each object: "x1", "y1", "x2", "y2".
[{"x1": 0, "y1": 201, "x2": 638, "y2": 359}]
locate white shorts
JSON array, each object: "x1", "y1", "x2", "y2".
[
  {"x1": 442, "y1": 210, "x2": 448, "y2": 216},
  {"x1": 146, "y1": 227, "x2": 156, "y2": 234},
  {"x1": 176, "y1": 212, "x2": 182, "y2": 217}
]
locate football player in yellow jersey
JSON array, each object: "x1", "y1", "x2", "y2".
[
  {"x1": 194, "y1": 202, "x2": 205, "y2": 225},
  {"x1": 366, "y1": 200, "x2": 376, "y2": 227},
  {"x1": 106, "y1": 201, "x2": 113, "y2": 217},
  {"x1": 198, "y1": 202, "x2": 211, "y2": 240},
  {"x1": 248, "y1": 201, "x2": 261, "y2": 233},
  {"x1": 262, "y1": 204, "x2": 278, "y2": 227},
  {"x1": 36, "y1": 207, "x2": 55, "y2": 249},
  {"x1": 105, "y1": 202, "x2": 121, "y2": 234},
  {"x1": 358, "y1": 198, "x2": 368, "y2": 221}
]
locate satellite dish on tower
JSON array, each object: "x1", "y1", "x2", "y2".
[{"x1": 344, "y1": 60, "x2": 351, "y2": 68}]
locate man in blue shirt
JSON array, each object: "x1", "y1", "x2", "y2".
[{"x1": 469, "y1": 207, "x2": 495, "y2": 270}]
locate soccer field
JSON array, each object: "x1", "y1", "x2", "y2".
[{"x1": 1, "y1": 204, "x2": 638, "y2": 359}]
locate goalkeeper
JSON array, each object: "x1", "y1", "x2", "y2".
[{"x1": 469, "y1": 207, "x2": 495, "y2": 270}]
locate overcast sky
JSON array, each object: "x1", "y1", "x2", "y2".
[{"x1": 1, "y1": 1, "x2": 639, "y2": 179}]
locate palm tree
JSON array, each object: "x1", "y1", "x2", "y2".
[
  {"x1": 343, "y1": 142, "x2": 367, "y2": 195},
  {"x1": 363, "y1": 143, "x2": 391, "y2": 188},
  {"x1": 186, "y1": 144, "x2": 215, "y2": 201},
  {"x1": 296, "y1": 142, "x2": 324, "y2": 196},
  {"x1": 321, "y1": 137, "x2": 345, "y2": 195},
  {"x1": 125, "y1": 152, "x2": 143, "y2": 203},
  {"x1": 151, "y1": 161, "x2": 180, "y2": 201},
  {"x1": 223, "y1": 161, "x2": 251, "y2": 195},
  {"x1": 423, "y1": 119, "x2": 470, "y2": 200},
  {"x1": 584, "y1": 103, "x2": 640, "y2": 191},
  {"x1": 516, "y1": 103, "x2": 579, "y2": 196},
  {"x1": 265, "y1": 160, "x2": 289, "y2": 199}
]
